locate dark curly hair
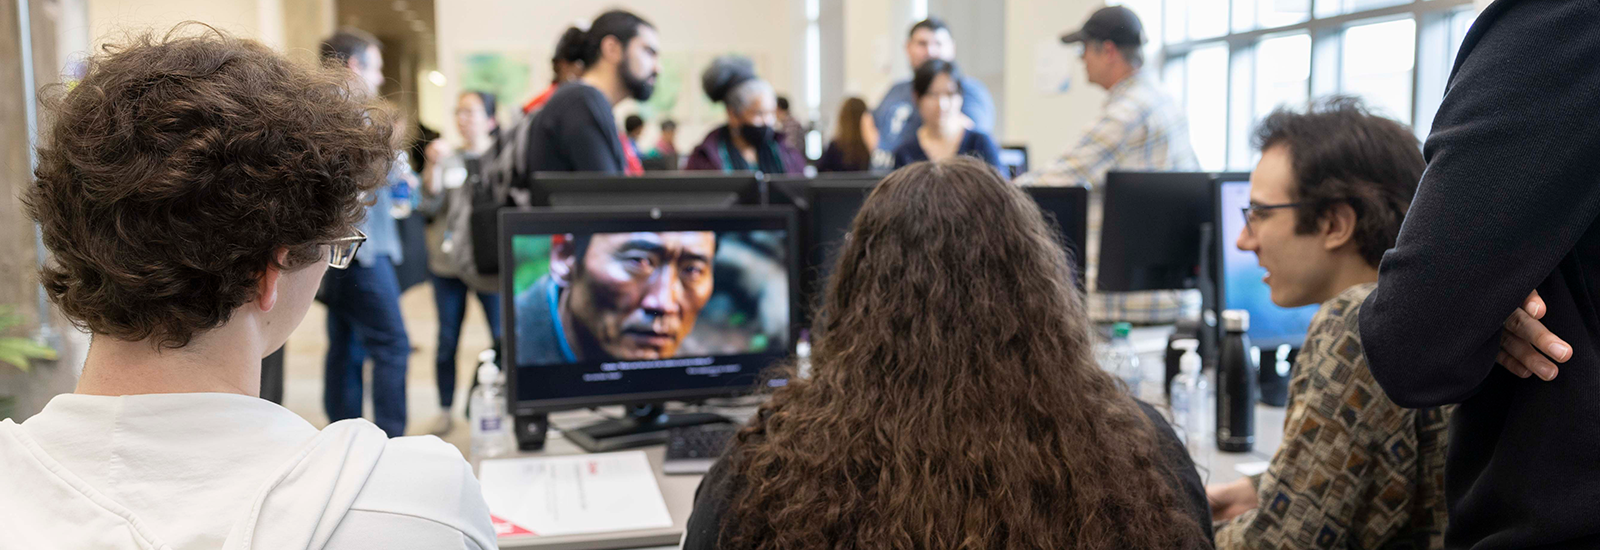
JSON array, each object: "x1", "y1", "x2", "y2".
[
  {"x1": 713, "y1": 157, "x2": 1208, "y2": 549},
  {"x1": 1254, "y1": 95, "x2": 1423, "y2": 267},
  {"x1": 24, "y1": 25, "x2": 393, "y2": 349}
]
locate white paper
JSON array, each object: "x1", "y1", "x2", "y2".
[
  {"x1": 479, "y1": 450, "x2": 674, "y2": 538},
  {"x1": 1234, "y1": 460, "x2": 1272, "y2": 477}
]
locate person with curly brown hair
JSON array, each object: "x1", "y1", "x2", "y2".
[
  {"x1": 682, "y1": 157, "x2": 1213, "y2": 550},
  {"x1": 0, "y1": 27, "x2": 494, "y2": 549}
]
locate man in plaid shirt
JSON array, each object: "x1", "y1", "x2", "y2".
[{"x1": 1019, "y1": 6, "x2": 1200, "y2": 324}]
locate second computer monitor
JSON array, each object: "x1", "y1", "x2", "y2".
[
  {"x1": 1215, "y1": 177, "x2": 1319, "y2": 349},
  {"x1": 795, "y1": 177, "x2": 1089, "y2": 325},
  {"x1": 529, "y1": 171, "x2": 764, "y2": 207},
  {"x1": 1097, "y1": 171, "x2": 1237, "y2": 292}
]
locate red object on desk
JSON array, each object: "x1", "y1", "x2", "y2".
[{"x1": 492, "y1": 514, "x2": 537, "y2": 537}]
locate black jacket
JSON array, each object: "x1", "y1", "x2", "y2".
[
  {"x1": 522, "y1": 82, "x2": 626, "y2": 176},
  {"x1": 1360, "y1": 1, "x2": 1600, "y2": 548},
  {"x1": 681, "y1": 401, "x2": 1213, "y2": 549}
]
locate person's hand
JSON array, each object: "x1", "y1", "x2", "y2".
[
  {"x1": 1206, "y1": 477, "x2": 1259, "y2": 522},
  {"x1": 424, "y1": 138, "x2": 451, "y2": 165},
  {"x1": 1499, "y1": 290, "x2": 1572, "y2": 381}
]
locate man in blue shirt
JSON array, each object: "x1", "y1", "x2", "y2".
[
  {"x1": 871, "y1": 17, "x2": 995, "y2": 161},
  {"x1": 318, "y1": 29, "x2": 412, "y2": 438}
]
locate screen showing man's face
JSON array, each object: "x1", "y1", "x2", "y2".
[{"x1": 566, "y1": 231, "x2": 716, "y2": 360}]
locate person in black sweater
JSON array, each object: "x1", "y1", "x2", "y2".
[
  {"x1": 519, "y1": 10, "x2": 659, "y2": 178},
  {"x1": 1359, "y1": 2, "x2": 1600, "y2": 548},
  {"x1": 682, "y1": 157, "x2": 1211, "y2": 550},
  {"x1": 816, "y1": 96, "x2": 874, "y2": 173}
]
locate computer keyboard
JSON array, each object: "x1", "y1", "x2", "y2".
[{"x1": 663, "y1": 423, "x2": 740, "y2": 475}]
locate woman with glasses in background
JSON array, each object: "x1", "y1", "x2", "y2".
[
  {"x1": 0, "y1": 28, "x2": 494, "y2": 549},
  {"x1": 419, "y1": 90, "x2": 504, "y2": 436}
]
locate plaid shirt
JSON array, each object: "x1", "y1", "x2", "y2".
[{"x1": 1018, "y1": 71, "x2": 1201, "y2": 323}]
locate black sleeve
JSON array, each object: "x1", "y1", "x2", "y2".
[
  {"x1": 1358, "y1": 0, "x2": 1600, "y2": 408},
  {"x1": 1136, "y1": 401, "x2": 1214, "y2": 547},
  {"x1": 555, "y1": 92, "x2": 624, "y2": 173},
  {"x1": 972, "y1": 132, "x2": 1002, "y2": 169},
  {"x1": 681, "y1": 458, "x2": 736, "y2": 550},
  {"x1": 816, "y1": 142, "x2": 842, "y2": 172}
]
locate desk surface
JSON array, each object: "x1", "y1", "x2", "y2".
[{"x1": 493, "y1": 328, "x2": 1287, "y2": 549}]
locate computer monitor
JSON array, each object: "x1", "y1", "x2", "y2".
[
  {"x1": 999, "y1": 145, "x2": 1029, "y2": 179},
  {"x1": 528, "y1": 171, "x2": 764, "y2": 207},
  {"x1": 777, "y1": 175, "x2": 1089, "y2": 326},
  {"x1": 500, "y1": 207, "x2": 799, "y2": 451},
  {"x1": 1097, "y1": 172, "x2": 1228, "y2": 292},
  {"x1": 1214, "y1": 177, "x2": 1318, "y2": 350},
  {"x1": 1024, "y1": 187, "x2": 1089, "y2": 290}
]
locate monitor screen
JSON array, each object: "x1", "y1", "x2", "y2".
[
  {"x1": 1216, "y1": 179, "x2": 1319, "y2": 349},
  {"x1": 998, "y1": 146, "x2": 1029, "y2": 179},
  {"x1": 1097, "y1": 172, "x2": 1219, "y2": 292},
  {"x1": 500, "y1": 208, "x2": 798, "y2": 413}
]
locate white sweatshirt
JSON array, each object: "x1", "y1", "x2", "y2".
[{"x1": 0, "y1": 393, "x2": 497, "y2": 550}]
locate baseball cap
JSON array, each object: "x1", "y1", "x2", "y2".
[{"x1": 1060, "y1": 6, "x2": 1145, "y2": 47}]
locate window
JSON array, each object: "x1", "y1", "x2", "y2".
[
  {"x1": 1341, "y1": 17, "x2": 1416, "y2": 124},
  {"x1": 1186, "y1": 44, "x2": 1229, "y2": 170},
  {"x1": 1114, "y1": 0, "x2": 1474, "y2": 170},
  {"x1": 1254, "y1": 33, "x2": 1311, "y2": 121}
]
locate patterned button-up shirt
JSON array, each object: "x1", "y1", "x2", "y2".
[
  {"x1": 1017, "y1": 71, "x2": 1201, "y2": 324},
  {"x1": 1215, "y1": 283, "x2": 1453, "y2": 550}
]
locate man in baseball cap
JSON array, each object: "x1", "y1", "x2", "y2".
[{"x1": 1017, "y1": 5, "x2": 1201, "y2": 325}]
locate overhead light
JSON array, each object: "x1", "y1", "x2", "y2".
[
  {"x1": 428, "y1": 71, "x2": 446, "y2": 87},
  {"x1": 392, "y1": 1, "x2": 408, "y2": 11}
]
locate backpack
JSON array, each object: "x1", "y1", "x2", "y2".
[{"x1": 444, "y1": 111, "x2": 535, "y2": 291}]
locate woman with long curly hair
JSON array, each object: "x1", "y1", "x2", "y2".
[{"x1": 682, "y1": 156, "x2": 1212, "y2": 549}]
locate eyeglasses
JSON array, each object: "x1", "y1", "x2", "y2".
[
  {"x1": 1239, "y1": 202, "x2": 1305, "y2": 235},
  {"x1": 325, "y1": 229, "x2": 367, "y2": 269}
]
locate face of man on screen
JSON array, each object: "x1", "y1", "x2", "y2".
[{"x1": 558, "y1": 232, "x2": 717, "y2": 360}]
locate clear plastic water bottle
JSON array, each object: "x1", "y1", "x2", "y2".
[
  {"x1": 469, "y1": 361, "x2": 512, "y2": 460},
  {"x1": 1168, "y1": 339, "x2": 1208, "y2": 451},
  {"x1": 1108, "y1": 322, "x2": 1143, "y2": 398}
]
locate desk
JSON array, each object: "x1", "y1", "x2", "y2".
[
  {"x1": 489, "y1": 406, "x2": 751, "y2": 550},
  {"x1": 493, "y1": 328, "x2": 1290, "y2": 549}
]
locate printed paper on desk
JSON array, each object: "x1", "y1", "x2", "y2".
[{"x1": 479, "y1": 450, "x2": 674, "y2": 538}]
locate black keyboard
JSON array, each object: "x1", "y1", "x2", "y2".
[{"x1": 663, "y1": 423, "x2": 739, "y2": 475}]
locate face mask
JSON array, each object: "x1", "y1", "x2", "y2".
[{"x1": 738, "y1": 123, "x2": 774, "y2": 146}]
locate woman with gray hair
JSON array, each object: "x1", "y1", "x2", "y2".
[{"x1": 685, "y1": 55, "x2": 806, "y2": 174}]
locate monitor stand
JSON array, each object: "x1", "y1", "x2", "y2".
[{"x1": 563, "y1": 403, "x2": 731, "y2": 453}]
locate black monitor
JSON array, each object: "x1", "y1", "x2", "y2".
[
  {"x1": 1097, "y1": 172, "x2": 1233, "y2": 292},
  {"x1": 776, "y1": 175, "x2": 1090, "y2": 326},
  {"x1": 529, "y1": 171, "x2": 764, "y2": 207},
  {"x1": 1024, "y1": 187, "x2": 1089, "y2": 290},
  {"x1": 1213, "y1": 176, "x2": 1318, "y2": 350},
  {"x1": 499, "y1": 207, "x2": 799, "y2": 452},
  {"x1": 999, "y1": 145, "x2": 1029, "y2": 179}
]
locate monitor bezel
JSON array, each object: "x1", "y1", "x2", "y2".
[
  {"x1": 1022, "y1": 186, "x2": 1089, "y2": 291},
  {"x1": 498, "y1": 206, "x2": 802, "y2": 414},
  {"x1": 527, "y1": 171, "x2": 766, "y2": 207}
]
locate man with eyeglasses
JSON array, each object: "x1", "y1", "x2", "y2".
[{"x1": 1204, "y1": 97, "x2": 1456, "y2": 550}]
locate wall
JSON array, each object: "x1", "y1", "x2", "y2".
[
  {"x1": 1002, "y1": 0, "x2": 1102, "y2": 160},
  {"x1": 431, "y1": 0, "x2": 806, "y2": 153}
]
